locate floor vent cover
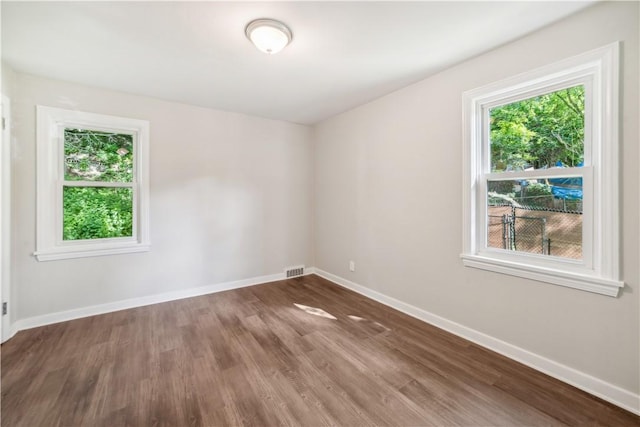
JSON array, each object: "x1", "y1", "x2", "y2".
[{"x1": 285, "y1": 266, "x2": 305, "y2": 278}]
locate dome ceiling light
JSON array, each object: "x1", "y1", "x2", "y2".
[{"x1": 245, "y1": 18, "x2": 292, "y2": 54}]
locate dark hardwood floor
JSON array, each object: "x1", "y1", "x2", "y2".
[{"x1": 2, "y1": 274, "x2": 638, "y2": 426}]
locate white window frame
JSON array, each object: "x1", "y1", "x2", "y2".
[
  {"x1": 35, "y1": 106, "x2": 150, "y2": 261},
  {"x1": 461, "y1": 42, "x2": 622, "y2": 297}
]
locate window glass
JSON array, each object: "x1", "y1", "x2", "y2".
[
  {"x1": 63, "y1": 187, "x2": 133, "y2": 241},
  {"x1": 64, "y1": 129, "x2": 134, "y2": 182},
  {"x1": 487, "y1": 179, "x2": 582, "y2": 259},
  {"x1": 485, "y1": 86, "x2": 585, "y2": 261},
  {"x1": 489, "y1": 86, "x2": 584, "y2": 172}
]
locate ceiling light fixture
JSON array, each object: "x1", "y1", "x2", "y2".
[{"x1": 245, "y1": 18, "x2": 292, "y2": 55}]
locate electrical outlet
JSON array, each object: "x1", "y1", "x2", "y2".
[{"x1": 349, "y1": 261, "x2": 355, "y2": 272}]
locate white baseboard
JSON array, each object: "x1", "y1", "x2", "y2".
[
  {"x1": 12, "y1": 268, "x2": 315, "y2": 333},
  {"x1": 313, "y1": 268, "x2": 640, "y2": 416},
  {"x1": 3, "y1": 323, "x2": 19, "y2": 343}
]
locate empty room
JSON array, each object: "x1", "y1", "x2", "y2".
[{"x1": 1, "y1": 1, "x2": 639, "y2": 425}]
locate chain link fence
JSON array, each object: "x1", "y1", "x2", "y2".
[{"x1": 488, "y1": 204, "x2": 582, "y2": 259}]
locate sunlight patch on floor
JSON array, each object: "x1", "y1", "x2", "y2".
[
  {"x1": 348, "y1": 314, "x2": 390, "y2": 331},
  {"x1": 294, "y1": 303, "x2": 337, "y2": 320}
]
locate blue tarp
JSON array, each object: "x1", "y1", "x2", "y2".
[
  {"x1": 551, "y1": 186, "x2": 582, "y2": 200},
  {"x1": 548, "y1": 176, "x2": 583, "y2": 186},
  {"x1": 548, "y1": 161, "x2": 583, "y2": 200}
]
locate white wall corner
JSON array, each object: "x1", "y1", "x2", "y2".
[{"x1": 312, "y1": 268, "x2": 640, "y2": 416}]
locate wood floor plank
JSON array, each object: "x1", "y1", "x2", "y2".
[{"x1": 2, "y1": 274, "x2": 638, "y2": 426}]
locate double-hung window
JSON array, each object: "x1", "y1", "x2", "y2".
[
  {"x1": 461, "y1": 42, "x2": 622, "y2": 296},
  {"x1": 36, "y1": 107, "x2": 150, "y2": 261}
]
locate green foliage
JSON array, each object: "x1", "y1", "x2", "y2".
[
  {"x1": 62, "y1": 128, "x2": 134, "y2": 241},
  {"x1": 488, "y1": 180, "x2": 515, "y2": 195},
  {"x1": 490, "y1": 86, "x2": 584, "y2": 171},
  {"x1": 64, "y1": 129, "x2": 133, "y2": 182},
  {"x1": 523, "y1": 182, "x2": 552, "y2": 198},
  {"x1": 517, "y1": 182, "x2": 553, "y2": 208},
  {"x1": 63, "y1": 187, "x2": 133, "y2": 240}
]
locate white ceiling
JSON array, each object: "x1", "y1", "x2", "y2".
[{"x1": 2, "y1": 1, "x2": 595, "y2": 125}]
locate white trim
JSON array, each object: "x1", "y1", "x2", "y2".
[
  {"x1": 36, "y1": 106, "x2": 150, "y2": 261},
  {"x1": 313, "y1": 268, "x2": 640, "y2": 416},
  {"x1": 5, "y1": 323, "x2": 19, "y2": 343},
  {"x1": 34, "y1": 243, "x2": 150, "y2": 261},
  {"x1": 13, "y1": 268, "x2": 316, "y2": 332},
  {"x1": 461, "y1": 254, "x2": 623, "y2": 297},
  {"x1": 462, "y1": 42, "x2": 621, "y2": 296},
  {"x1": 61, "y1": 181, "x2": 135, "y2": 188},
  {"x1": 484, "y1": 166, "x2": 586, "y2": 181},
  {"x1": 1, "y1": 95, "x2": 11, "y2": 343}
]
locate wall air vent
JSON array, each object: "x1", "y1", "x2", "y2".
[{"x1": 285, "y1": 265, "x2": 305, "y2": 278}]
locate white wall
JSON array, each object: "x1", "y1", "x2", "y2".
[
  {"x1": 11, "y1": 73, "x2": 313, "y2": 321},
  {"x1": 2, "y1": 62, "x2": 15, "y2": 98},
  {"x1": 314, "y1": 0, "x2": 639, "y2": 397},
  {"x1": 1, "y1": 64, "x2": 16, "y2": 337}
]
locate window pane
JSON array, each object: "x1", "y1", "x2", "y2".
[
  {"x1": 64, "y1": 129, "x2": 133, "y2": 182},
  {"x1": 63, "y1": 187, "x2": 133, "y2": 240},
  {"x1": 489, "y1": 86, "x2": 584, "y2": 172},
  {"x1": 487, "y1": 179, "x2": 582, "y2": 259}
]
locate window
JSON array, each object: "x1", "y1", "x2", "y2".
[
  {"x1": 461, "y1": 42, "x2": 622, "y2": 296},
  {"x1": 36, "y1": 107, "x2": 150, "y2": 261}
]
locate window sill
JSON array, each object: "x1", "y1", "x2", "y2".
[
  {"x1": 35, "y1": 243, "x2": 150, "y2": 261},
  {"x1": 460, "y1": 253, "x2": 623, "y2": 297}
]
